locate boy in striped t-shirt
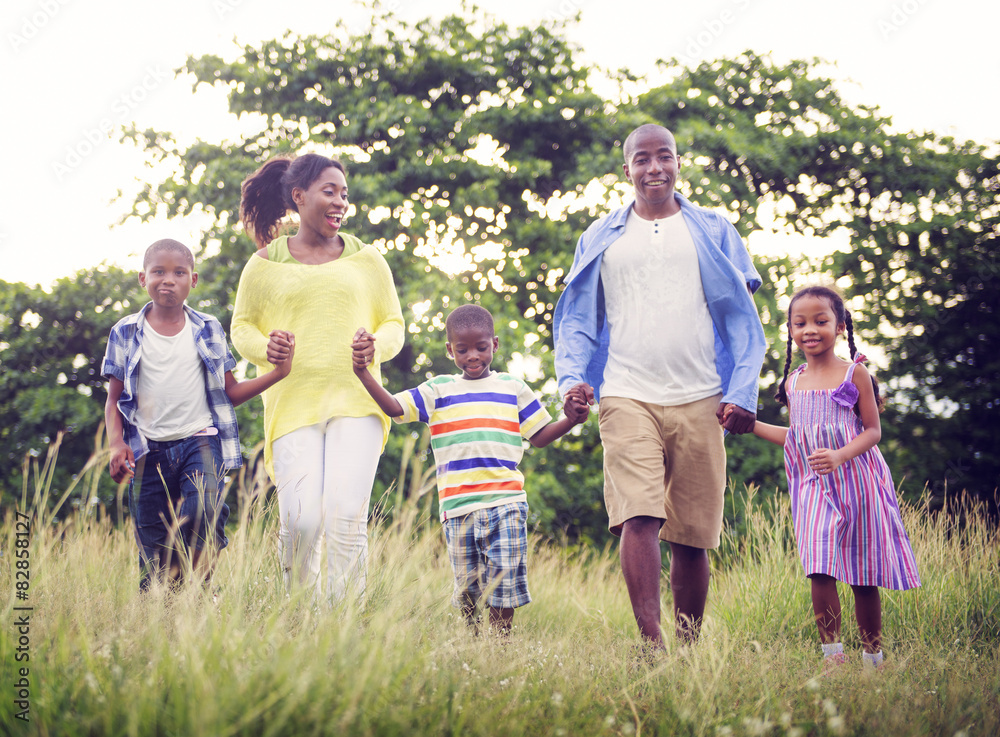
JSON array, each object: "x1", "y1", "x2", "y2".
[{"x1": 352, "y1": 304, "x2": 589, "y2": 633}]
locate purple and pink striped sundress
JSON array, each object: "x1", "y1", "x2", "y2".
[{"x1": 784, "y1": 357, "x2": 921, "y2": 589}]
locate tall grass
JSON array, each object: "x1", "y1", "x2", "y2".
[{"x1": 1, "y1": 450, "x2": 997, "y2": 737}]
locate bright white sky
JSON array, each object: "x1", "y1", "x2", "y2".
[{"x1": 1, "y1": 0, "x2": 996, "y2": 287}]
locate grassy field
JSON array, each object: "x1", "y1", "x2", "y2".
[{"x1": 1, "y1": 451, "x2": 998, "y2": 737}]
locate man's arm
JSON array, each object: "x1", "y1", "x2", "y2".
[
  {"x1": 713, "y1": 217, "x2": 766, "y2": 427},
  {"x1": 554, "y1": 228, "x2": 605, "y2": 399},
  {"x1": 718, "y1": 214, "x2": 762, "y2": 294}
]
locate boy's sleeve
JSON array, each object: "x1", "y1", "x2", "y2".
[
  {"x1": 516, "y1": 379, "x2": 553, "y2": 440},
  {"x1": 216, "y1": 322, "x2": 239, "y2": 374},
  {"x1": 391, "y1": 383, "x2": 430, "y2": 425},
  {"x1": 194, "y1": 314, "x2": 239, "y2": 385},
  {"x1": 101, "y1": 322, "x2": 126, "y2": 382}
]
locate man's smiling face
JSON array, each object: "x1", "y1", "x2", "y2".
[{"x1": 623, "y1": 126, "x2": 681, "y2": 219}]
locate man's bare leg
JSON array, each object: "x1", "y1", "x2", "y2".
[
  {"x1": 620, "y1": 516, "x2": 665, "y2": 648},
  {"x1": 669, "y1": 542, "x2": 709, "y2": 643}
]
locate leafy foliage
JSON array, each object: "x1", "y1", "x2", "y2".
[
  {"x1": 123, "y1": 8, "x2": 630, "y2": 542},
  {"x1": 0, "y1": 270, "x2": 141, "y2": 507},
  {"x1": 637, "y1": 53, "x2": 1000, "y2": 509},
  {"x1": 4, "y1": 8, "x2": 997, "y2": 527}
]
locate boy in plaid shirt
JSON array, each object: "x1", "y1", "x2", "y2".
[{"x1": 103, "y1": 239, "x2": 294, "y2": 590}]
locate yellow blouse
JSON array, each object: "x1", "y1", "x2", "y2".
[{"x1": 231, "y1": 236, "x2": 405, "y2": 478}]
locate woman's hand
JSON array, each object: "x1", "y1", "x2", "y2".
[
  {"x1": 267, "y1": 330, "x2": 294, "y2": 365},
  {"x1": 267, "y1": 330, "x2": 295, "y2": 378},
  {"x1": 351, "y1": 328, "x2": 376, "y2": 373}
]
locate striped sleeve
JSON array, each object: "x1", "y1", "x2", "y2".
[
  {"x1": 393, "y1": 383, "x2": 432, "y2": 424},
  {"x1": 515, "y1": 377, "x2": 552, "y2": 439}
]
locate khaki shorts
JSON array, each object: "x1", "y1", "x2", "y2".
[{"x1": 598, "y1": 394, "x2": 726, "y2": 549}]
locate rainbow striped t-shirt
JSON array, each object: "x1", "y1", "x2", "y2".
[{"x1": 393, "y1": 372, "x2": 552, "y2": 521}]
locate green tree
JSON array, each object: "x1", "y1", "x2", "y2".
[
  {"x1": 634, "y1": 53, "x2": 999, "y2": 512},
  {"x1": 0, "y1": 269, "x2": 142, "y2": 510},
  {"x1": 115, "y1": 14, "x2": 997, "y2": 536},
  {"x1": 125, "y1": 7, "x2": 628, "y2": 542}
]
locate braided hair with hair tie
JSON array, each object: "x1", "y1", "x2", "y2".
[{"x1": 778, "y1": 286, "x2": 883, "y2": 412}]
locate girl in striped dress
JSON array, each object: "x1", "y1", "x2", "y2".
[{"x1": 744, "y1": 286, "x2": 920, "y2": 669}]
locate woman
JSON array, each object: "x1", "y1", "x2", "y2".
[{"x1": 232, "y1": 153, "x2": 404, "y2": 603}]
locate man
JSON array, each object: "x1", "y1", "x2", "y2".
[{"x1": 554, "y1": 124, "x2": 765, "y2": 646}]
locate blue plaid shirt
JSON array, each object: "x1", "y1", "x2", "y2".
[{"x1": 101, "y1": 302, "x2": 243, "y2": 470}]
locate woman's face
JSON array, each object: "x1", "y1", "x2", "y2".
[{"x1": 293, "y1": 166, "x2": 349, "y2": 240}]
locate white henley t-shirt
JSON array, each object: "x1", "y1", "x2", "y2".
[{"x1": 598, "y1": 208, "x2": 722, "y2": 406}]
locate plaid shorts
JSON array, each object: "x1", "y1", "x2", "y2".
[{"x1": 443, "y1": 502, "x2": 531, "y2": 610}]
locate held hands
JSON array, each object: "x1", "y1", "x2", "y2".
[
  {"x1": 267, "y1": 330, "x2": 296, "y2": 378},
  {"x1": 718, "y1": 402, "x2": 756, "y2": 435},
  {"x1": 352, "y1": 328, "x2": 376, "y2": 374},
  {"x1": 807, "y1": 448, "x2": 845, "y2": 475},
  {"x1": 563, "y1": 383, "x2": 594, "y2": 425},
  {"x1": 563, "y1": 393, "x2": 590, "y2": 425},
  {"x1": 724, "y1": 404, "x2": 846, "y2": 471},
  {"x1": 109, "y1": 443, "x2": 135, "y2": 484}
]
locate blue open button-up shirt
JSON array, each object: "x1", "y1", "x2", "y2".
[{"x1": 553, "y1": 194, "x2": 766, "y2": 414}]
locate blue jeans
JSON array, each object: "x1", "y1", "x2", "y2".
[{"x1": 128, "y1": 434, "x2": 230, "y2": 590}]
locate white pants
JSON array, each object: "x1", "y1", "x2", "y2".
[{"x1": 271, "y1": 416, "x2": 383, "y2": 604}]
